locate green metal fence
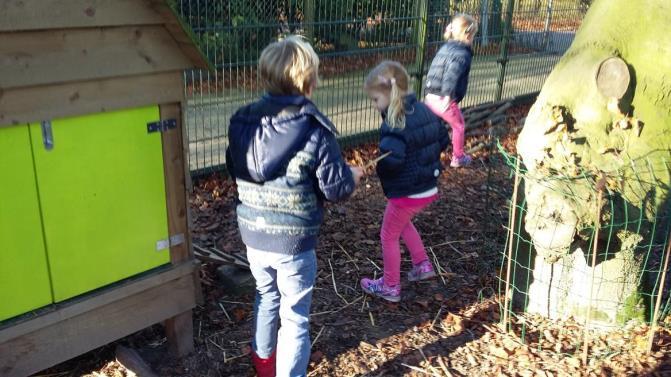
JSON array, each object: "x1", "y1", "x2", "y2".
[
  {"x1": 497, "y1": 149, "x2": 671, "y2": 359},
  {"x1": 178, "y1": 0, "x2": 587, "y2": 174}
]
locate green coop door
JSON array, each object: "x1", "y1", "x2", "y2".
[
  {"x1": 0, "y1": 125, "x2": 53, "y2": 321},
  {"x1": 30, "y1": 106, "x2": 171, "y2": 302}
]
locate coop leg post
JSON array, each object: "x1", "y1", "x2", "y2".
[
  {"x1": 193, "y1": 269, "x2": 205, "y2": 306},
  {"x1": 165, "y1": 310, "x2": 194, "y2": 357}
]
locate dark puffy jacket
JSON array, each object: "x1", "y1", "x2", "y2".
[
  {"x1": 425, "y1": 40, "x2": 473, "y2": 102},
  {"x1": 226, "y1": 94, "x2": 355, "y2": 254},
  {"x1": 376, "y1": 94, "x2": 450, "y2": 198}
]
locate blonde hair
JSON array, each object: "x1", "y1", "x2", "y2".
[
  {"x1": 364, "y1": 61, "x2": 411, "y2": 129},
  {"x1": 258, "y1": 35, "x2": 319, "y2": 95},
  {"x1": 444, "y1": 13, "x2": 478, "y2": 41}
]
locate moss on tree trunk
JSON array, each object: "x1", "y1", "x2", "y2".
[{"x1": 514, "y1": 0, "x2": 671, "y2": 328}]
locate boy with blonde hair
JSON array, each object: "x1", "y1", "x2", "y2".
[{"x1": 226, "y1": 35, "x2": 363, "y2": 377}]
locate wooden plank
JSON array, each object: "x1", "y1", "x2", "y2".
[
  {"x1": 0, "y1": 261, "x2": 196, "y2": 343},
  {"x1": 115, "y1": 345, "x2": 160, "y2": 377},
  {"x1": 160, "y1": 103, "x2": 191, "y2": 264},
  {"x1": 164, "y1": 310, "x2": 194, "y2": 357},
  {"x1": 0, "y1": 25, "x2": 192, "y2": 90},
  {"x1": 147, "y1": 0, "x2": 212, "y2": 70},
  {"x1": 0, "y1": 71, "x2": 183, "y2": 127},
  {"x1": 0, "y1": 273, "x2": 195, "y2": 377},
  {"x1": 0, "y1": 0, "x2": 164, "y2": 32}
]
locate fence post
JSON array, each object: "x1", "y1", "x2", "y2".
[
  {"x1": 495, "y1": 0, "x2": 515, "y2": 101},
  {"x1": 481, "y1": 0, "x2": 489, "y2": 46},
  {"x1": 304, "y1": 0, "x2": 316, "y2": 41},
  {"x1": 543, "y1": 0, "x2": 554, "y2": 51},
  {"x1": 413, "y1": 0, "x2": 429, "y2": 95}
]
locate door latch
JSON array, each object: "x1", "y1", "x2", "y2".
[{"x1": 41, "y1": 120, "x2": 54, "y2": 150}]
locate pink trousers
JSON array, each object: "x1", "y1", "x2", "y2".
[
  {"x1": 380, "y1": 198, "x2": 435, "y2": 286},
  {"x1": 424, "y1": 95, "x2": 466, "y2": 158}
]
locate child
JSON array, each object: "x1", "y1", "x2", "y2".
[
  {"x1": 226, "y1": 36, "x2": 363, "y2": 377},
  {"x1": 360, "y1": 61, "x2": 450, "y2": 302},
  {"x1": 424, "y1": 13, "x2": 478, "y2": 168}
]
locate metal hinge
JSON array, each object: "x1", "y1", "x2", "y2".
[
  {"x1": 147, "y1": 119, "x2": 177, "y2": 133},
  {"x1": 156, "y1": 233, "x2": 186, "y2": 251}
]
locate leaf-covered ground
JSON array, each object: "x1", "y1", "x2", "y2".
[{"x1": 36, "y1": 105, "x2": 671, "y2": 377}]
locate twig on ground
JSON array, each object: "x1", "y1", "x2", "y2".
[
  {"x1": 446, "y1": 243, "x2": 468, "y2": 260},
  {"x1": 418, "y1": 348, "x2": 441, "y2": 376},
  {"x1": 219, "y1": 302, "x2": 232, "y2": 323},
  {"x1": 336, "y1": 241, "x2": 360, "y2": 271},
  {"x1": 367, "y1": 257, "x2": 382, "y2": 271},
  {"x1": 311, "y1": 326, "x2": 325, "y2": 347},
  {"x1": 367, "y1": 301, "x2": 376, "y2": 327},
  {"x1": 310, "y1": 296, "x2": 363, "y2": 317},
  {"x1": 307, "y1": 363, "x2": 326, "y2": 377},
  {"x1": 428, "y1": 247, "x2": 447, "y2": 286},
  {"x1": 429, "y1": 240, "x2": 476, "y2": 248},
  {"x1": 329, "y1": 258, "x2": 349, "y2": 304},
  {"x1": 401, "y1": 363, "x2": 440, "y2": 376},
  {"x1": 437, "y1": 356, "x2": 453, "y2": 377},
  {"x1": 224, "y1": 352, "x2": 249, "y2": 364},
  {"x1": 208, "y1": 337, "x2": 226, "y2": 352},
  {"x1": 220, "y1": 300, "x2": 253, "y2": 306},
  {"x1": 431, "y1": 305, "x2": 445, "y2": 330}
]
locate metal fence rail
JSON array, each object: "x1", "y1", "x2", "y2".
[{"x1": 178, "y1": 0, "x2": 586, "y2": 174}]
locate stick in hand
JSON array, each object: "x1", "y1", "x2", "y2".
[{"x1": 364, "y1": 151, "x2": 392, "y2": 170}]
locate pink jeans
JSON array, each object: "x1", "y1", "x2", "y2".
[
  {"x1": 424, "y1": 95, "x2": 466, "y2": 158},
  {"x1": 380, "y1": 197, "x2": 436, "y2": 286}
]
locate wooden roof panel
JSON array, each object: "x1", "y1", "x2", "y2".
[
  {"x1": 0, "y1": 0, "x2": 211, "y2": 71},
  {"x1": 0, "y1": 0, "x2": 164, "y2": 31},
  {"x1": 0, "y1": 26, "x2": 193, "y2": 90}
]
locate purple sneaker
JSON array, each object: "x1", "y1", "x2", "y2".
[
  {"x1": 450, "y1": 154, "x2": 472, "y2": 168},
  {"x1": 360, "y1": 277, "x2": 401, "y2": 302},
  {"x1": 408, "y1": 260, "x2": 437, "y2": 282}
]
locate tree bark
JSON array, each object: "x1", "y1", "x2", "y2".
[{"x1": 514, "y1": 0, "x2": 671, "y2": 328}]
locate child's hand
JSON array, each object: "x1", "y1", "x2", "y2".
[{"x1": 349, "y1": 166, "x2": 364, "y2": 186}]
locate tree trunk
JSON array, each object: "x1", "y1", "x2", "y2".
[{"x1": 514, "y1": 0, "x2": 671, "y2": 328}]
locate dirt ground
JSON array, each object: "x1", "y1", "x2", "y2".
[{"x1": 36, "y1": 105, "x2": 671, "y2": 377}]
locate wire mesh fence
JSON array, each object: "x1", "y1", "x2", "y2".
[
  {"x1": 177, "y1": 0, "x2": 587, "y2": 175},
  {"x1": 497, "y1": 147, "x2": 671, "y2": 360}
]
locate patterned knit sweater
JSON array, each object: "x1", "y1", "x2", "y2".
[{"x1": 226, "y1": 94, "x2": 355, "y2": 254}]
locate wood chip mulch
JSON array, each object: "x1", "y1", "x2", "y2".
[{"x1": 36, "y1": 105, "x2": 671, "y2": 377}]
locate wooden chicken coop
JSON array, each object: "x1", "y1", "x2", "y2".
[{"x1": 0, "y1": 1, "x2": 210, "y2": 375}]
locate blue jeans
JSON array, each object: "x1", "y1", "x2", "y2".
[{"x1": 247, "y1": 247, "x2": 317, "y2": 377}]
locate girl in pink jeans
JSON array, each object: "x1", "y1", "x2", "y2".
[
  {"x1": 360, "y1": 61, "x2": 450, "y2": 302},
  {"x1": 424, "y1": 14, "x2": 478, "y2": 168}
]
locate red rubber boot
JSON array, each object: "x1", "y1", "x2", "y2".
[{"x1": 251, "y1": 350, "x2": 276, "y2": 377}]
